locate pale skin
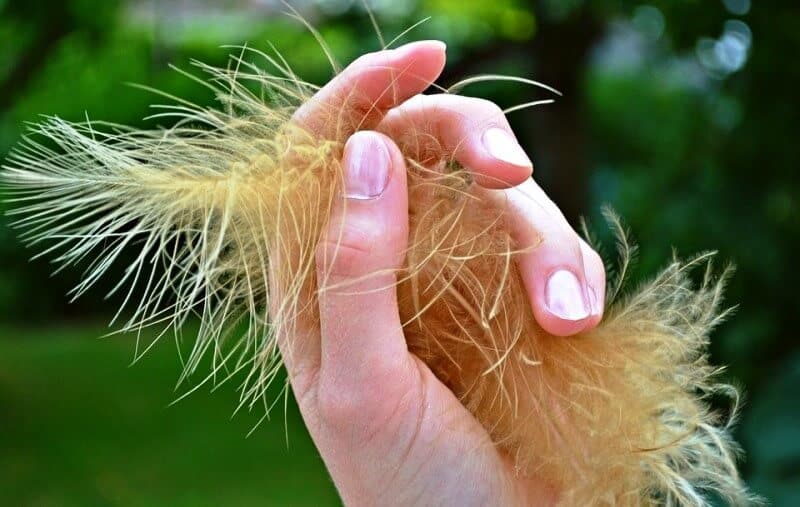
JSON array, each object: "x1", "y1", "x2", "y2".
[{"x1": 280, "y1": 41, "x2": 606, "y2": 506}]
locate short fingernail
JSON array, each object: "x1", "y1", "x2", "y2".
[
  {"x1": 545, "y1": 270, "x2": 590, "y2": 321},
  {"x1": 344, "y1": 134, "x2": 390, "y2": 200},
  {"x1": 482, "y1": 127, "x2": 532, "y2": 168}
]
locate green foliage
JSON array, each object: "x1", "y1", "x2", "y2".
[
  {"x1": 1, "y1": 0, "x2": 797, "y2": 503},
  {"x1": 0, "y1": 326, "x2": 337, "y2": 506}
]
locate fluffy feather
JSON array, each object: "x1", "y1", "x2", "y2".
[{"x1": 1, "y1": 43, "x2": 756, "y2": 505}]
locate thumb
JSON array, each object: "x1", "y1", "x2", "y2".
[{"x1": 315, "y1": 131, "x2": 411, "y2": 398}]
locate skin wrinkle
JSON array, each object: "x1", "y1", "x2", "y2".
[{"x1": 375, "y1": 360, "x2": 431, "y2": 504}]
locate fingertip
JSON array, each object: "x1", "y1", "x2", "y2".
[
  {"x1": 393, "y1": 39, "x2": 447, "y2": 56},
  {"x1": 355, "y1": 40, "x2": 446, "y2": 81},
  {"x1": 481, "y1": 127, "x2": 533, "y2": 170},
  {"x1": 388, "y1": 39, "x2": 447, "y2": 91},
  {"x1": 534, "y1": 310, "x2": 592, "y2": 337},
  {"x1": 458, "y1": 118, "x2": 534, "y2": 188},
  {"x1": 472, "y1": 165, "x2": 533, "y2": 189},
  {"x1": 293, "y1": 41, "x2": 446, "y2": 138},
  {"x1": 579, "y1": 239, "x2": 606, "y2": 330},
  {"x1": 455, "y1": 135, "x2": 533, "y2": 189},
  {"x1": 392, "y1": 40, "x2": 446, "y2": 66},
  {"x1": 470, "y1": 126, "x2": 533, "y2": 188},
  {"x1": 531, "y1": 268, "x2": 594, "y2": 337}
]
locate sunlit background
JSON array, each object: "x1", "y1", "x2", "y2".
[{"x1": 1, "y1": 0, "x2": 798, "y2": 505}]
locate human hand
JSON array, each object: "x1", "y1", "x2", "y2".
[{"x1": 281, "y1": 41, "x2": 606, "y2": 506}]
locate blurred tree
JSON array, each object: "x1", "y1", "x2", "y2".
[{"x1": 1, "y1": 0, "x2": 797, "y2": 502}]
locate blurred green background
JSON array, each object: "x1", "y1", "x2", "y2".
[{"x1": 1, "y1": 0, "x2": 797, "y2": 505}]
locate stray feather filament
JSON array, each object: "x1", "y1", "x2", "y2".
[{"x1": 1, "y1": 42, "x2": 756, "y2": 506}]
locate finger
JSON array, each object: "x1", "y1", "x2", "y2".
[
  {"x1": 293, "y1": 41, "x2": 446, "y2": 141},
  {"x1": 315, "y1": 131, "x2": 411, "y2": 397},
  {"x1": 378, "y1": 94, "x2": 533, "y2": 188},
  {"x1": 579, "y1": 238, "x2": 606, "y2": 329},
  {"x1": 486, "y1": 179, "x2": 604, "y2": 336}
]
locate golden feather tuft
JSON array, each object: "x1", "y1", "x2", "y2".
[{"x1": 1, "y1": 41, "x2": 757, "y2": 505}]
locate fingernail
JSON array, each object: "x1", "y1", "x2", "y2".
[
  {"x1": 482, "y1": 127, "x2": 532, "y2": 168},
  {"x1": 344, "y1": 134, "x2": 390, "y2": 200},
  {"x1": 393, "y1": 40, "x2": 447, "y2": 57},
  {"x1": 545, "y1": 270, "x2": 590, "y2": 321}
]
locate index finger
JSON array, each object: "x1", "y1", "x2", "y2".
[{"x1": 292, "y1": 40, "x2": 447, "y2": 141}]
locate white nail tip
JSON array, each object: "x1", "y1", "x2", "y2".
[
  {"x1": 545, "y1": 270, "x2": 590, "y2": 321},
  {"x1": 482, "y1": 127, "x2": 532, "y2": 168}
]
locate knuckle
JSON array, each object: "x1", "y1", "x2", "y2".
[
  {"x1": 316, "y1": 380, "x2": 395, "y2": 431},
  {"x1": 315, "y1": 219, "x2": 381, "y2": 279},
  {"x1": 348, "y1": 89, "x2": 382, "y2": 120},
  {"x1": 315, "y1": 367, "x2": 411, "y2": 434},
  {"x1": 315, "y1": 383, "x2": 363, "y2": 427},
  {"x1": 347, "y1": 66, "x2": 400, "y2": 114},
  {"x1": 316, "y1": 238, "x2": 371, "y2": 281}
]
